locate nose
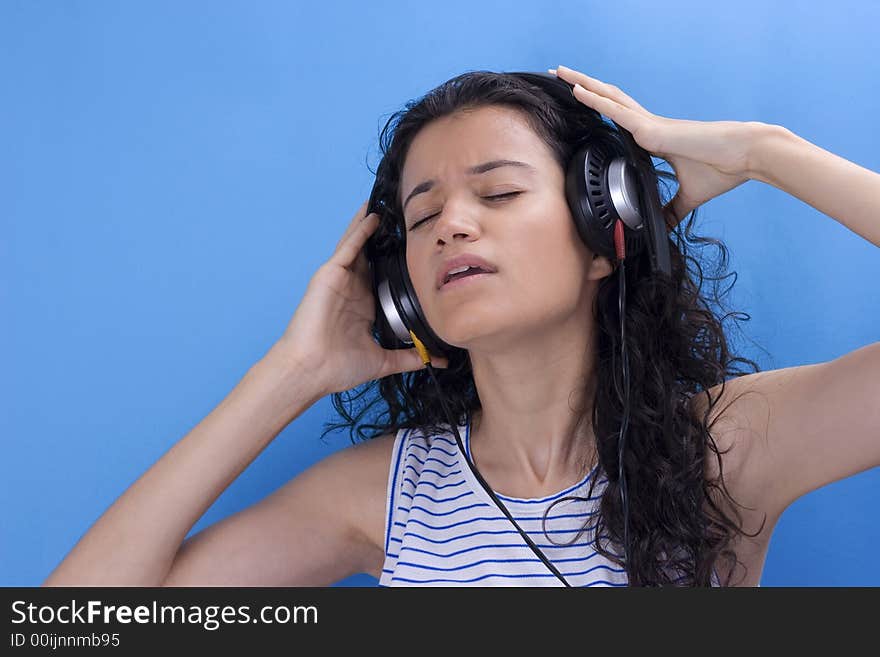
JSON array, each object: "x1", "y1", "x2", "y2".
[{"x1": 431, "y1": 198, "x2": 481, "y2": 244}]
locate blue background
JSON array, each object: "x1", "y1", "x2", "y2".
[{"x1": 2, "y1": 0, "x2": 878, "y2": 587}]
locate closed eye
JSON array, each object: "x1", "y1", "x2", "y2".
[{"x1": 408, "y1": 192, "x2": 522, "y2": 231}]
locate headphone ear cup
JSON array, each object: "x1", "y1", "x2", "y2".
[
  {"x1": 365, "y1": 180, "x2": 459, "y2": 360},
  {"x1": 369, "y1": 247, "x2": 409, "y2": 350},
  {"x1": 390, "y1": 247, "x2": 457, "y2": 357},
  {"x1": 609, "y1": 123, "x2": 673, "y2": 277},
  {"x1": 369, "y1": 239, "x2": 459, "y2": 359},
  {"x1": 507, "y1": 71, "x2": 671, "y2": 277},
  {"x1": 565, "y1": 136, "x2": 647, "y2": 263}
]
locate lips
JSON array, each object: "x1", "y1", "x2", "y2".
[
  {"x1": 436, "y1": 254, "x2": 498, "y2": 289},
  {"x1": 439, "y1": 269, "x2": 494, "y2": 292}
]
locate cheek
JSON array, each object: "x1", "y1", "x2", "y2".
[
  {"x1": 405, "y1": 246, "x2": 434, "y2": 300},
  {"x1": 515, "y1": 219, "x2": 592, "y2": 302}
]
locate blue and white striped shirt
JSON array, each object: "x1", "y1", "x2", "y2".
[
  {"x1": 379, "y1": 414, "x2": 616, "y2": 586},
  {"x1": 377, "y1": 414, "x2": 720, "y2": 587}
]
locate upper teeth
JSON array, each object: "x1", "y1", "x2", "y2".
[
  {"x1": 449, "y1": 265, "x2": 479, "y2": 275},
  {"x1": 446, "y1": 265, "x2": 483, "y2": 280}
]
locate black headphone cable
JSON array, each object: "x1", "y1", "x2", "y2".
[
  {"x1": 409, "y1": 330, "x2": 573, "y2": 587},
  {"x1": 614, "y1": 218, "x2": 632, "y2": 578}
]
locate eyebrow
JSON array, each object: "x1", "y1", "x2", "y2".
[{"x1": 402, "y1": 159, "x2": 537, "y2": 213}]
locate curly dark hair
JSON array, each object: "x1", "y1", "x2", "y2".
[{"x1": 320, "y1": 69, "x2": 768, "y2": 587}]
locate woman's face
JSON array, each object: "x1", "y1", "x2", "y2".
[{"x1": 399, "y1": 105, "x2": 611, "y2": 351}]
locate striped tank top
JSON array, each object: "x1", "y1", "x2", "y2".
[{"x1": 377, "y1": 414, "x2": 720, "y2": 587}]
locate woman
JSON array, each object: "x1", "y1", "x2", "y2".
[{"x1": 43, "y1": 65, "x2": 880, "y2": 587}]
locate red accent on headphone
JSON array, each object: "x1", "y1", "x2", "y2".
[{"x1": 614, "y1": 219, "x2": 626, "y2": 262}]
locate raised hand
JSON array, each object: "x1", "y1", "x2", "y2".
[
  {"x1": 271, "y1": 200, "x2": 449, "y2": 396},
  {"x1": 551, "y1": 64, "x2": 767, "y2": 229}
]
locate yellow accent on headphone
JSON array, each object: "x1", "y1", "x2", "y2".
[{"x1": 409, "y1": 330, "x2": 432, "y2": 366}]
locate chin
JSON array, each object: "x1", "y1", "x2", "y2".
[
  {"x1": 437, "y1": 315, "x2": 524, "y2": 353},
  {"x1": 433, "y1": 316, "x2": 497, "y2": 350}
]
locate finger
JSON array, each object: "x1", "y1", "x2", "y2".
[
  {"x1": 331, "y1": 212, "x2": 379, "y2": 270},
  {"x1": 333, "y1": 200, "x2": 372, "y2": 253},
  {"x1": 352, "y1": 235, "x2": 372, "y2": 280},
  {"x1": 570, "y1": 82, "x2": 647, "y2": 137},
  {"x1": 554, "y1": 65, "x2": 651, "y2": 116},
  {"x1": 388, "y1": 348, "x2": 450, "y2": 377}
]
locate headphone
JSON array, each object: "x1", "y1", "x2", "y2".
[{"x1": 363, "y1": 71, "x2": 673, "y2": 586}]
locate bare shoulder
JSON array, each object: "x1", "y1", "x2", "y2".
[
  {"x1": 159, "y1": 430, "x2": 400, "y2": 587},
  {"x1": 327, "y1": 431, "x2": 399, "y2": 578}
]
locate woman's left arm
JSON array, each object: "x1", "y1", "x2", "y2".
[
  {"x1": 551, "y1": 64, "x2": 880, "y2": 518},
  {"x1": 692, "y1": 341, "x2": 880, "y2": 521},
  {"x1": 747, "y1": 124, "x2": 880, "y2": 248},
  {"x1": 718, "y1": 126, "x2": 880, "y2": 518},
  {"x1": 551, "y1": 66, "x2": 880, "y2": 517},
  {"x1": 694, "y1": 123, "x2": 880, "y2": 520}
]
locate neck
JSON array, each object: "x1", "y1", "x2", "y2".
[
  {"x1": 456, "y1": 291, "x2": 600, "y2": 496},
  {"x1": 466, "y1": 363, "x2": 598, "y2": 497}
]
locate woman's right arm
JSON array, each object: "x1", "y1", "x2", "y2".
[
  {"x1": 42, "y1": 346, "x2": 332, "y2": 587},
  {"x1": 42, "y1": 200, "x2": 444, "y2": 587}
]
